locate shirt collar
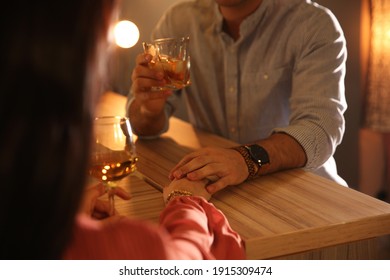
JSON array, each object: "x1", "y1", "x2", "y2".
[{"x1": 210, "y1": 0, "x2": 271, "y2": 38}]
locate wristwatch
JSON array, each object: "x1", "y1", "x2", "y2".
[
  {"x1": 232, "y1": 144, "x2": 270, "y2": 180},
  {"x1": 244, "y1": 144, "x2": 270, "y2": 169}
]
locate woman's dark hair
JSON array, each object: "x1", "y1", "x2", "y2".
[{"x1": 0, "y1": 0, "x2": 117, "y2": 259}]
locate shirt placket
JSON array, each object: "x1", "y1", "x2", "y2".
[{"x1": 224, "y1": 43, "x2": 239, "y2": 142}]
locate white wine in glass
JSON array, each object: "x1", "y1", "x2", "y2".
[{"x1": 89, "y1": 116, "x2": 137, "y2": 216}]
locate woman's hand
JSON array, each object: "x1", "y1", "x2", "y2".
[
  {"x1": 79, "y1": 183, "x2": 131, "y2": 219},
  {"x1": 169, "y1": 147, "x2": 249, "y2": 194},
  {"x1": 163, "y1": 177, "x2": 211, "y2": 203}
]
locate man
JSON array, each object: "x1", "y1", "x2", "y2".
[{"x1": 128, "y1": 0, "x2": 348, "y2": 193}]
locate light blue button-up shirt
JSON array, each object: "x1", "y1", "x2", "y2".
[{"x1": 129, "y1": 0, "x2": 348, "y2": 185}]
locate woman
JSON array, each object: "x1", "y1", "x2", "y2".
[{"x1": 0, "y1": 0, "x2": 245, "y2": 259}]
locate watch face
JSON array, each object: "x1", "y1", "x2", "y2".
[{"x1": 247, "y1": 145, "x2": 270, "y2": 166}]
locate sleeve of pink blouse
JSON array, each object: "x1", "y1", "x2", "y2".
[
  {"x1": 64, "y1": 196, "x2": 245, "y2": 260},
  {"x1": 159, "y1": 196, "x2": 246, "y2": 260}
]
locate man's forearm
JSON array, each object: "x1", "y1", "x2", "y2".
[
  {"x1": 256, "y1": 132, "x2": 307, "y2": 175},
  {"x1": 128, "y1": 99, "x2": 167, "y2": 137}
]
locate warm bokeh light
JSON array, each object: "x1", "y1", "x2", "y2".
[
  {"x1": 371, "y1": 3, "x2": 390, "y2": 52},
  {"x1": 365, "y1": 0, "x2": 390, "y2": 131},
  {"x1": 114, "y1": 20, "x2": 140, "y2": 48}
]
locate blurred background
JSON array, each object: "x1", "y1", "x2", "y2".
[
  {"x1": 107, "y1": 0, "x2": 183, "y2": 95},
  {"x1": 107, "y1": 0, "x2": 388, "y2": 200}
]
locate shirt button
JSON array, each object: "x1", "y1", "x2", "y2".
[
  {"x1": 229, "y1": 86, "x2": 235, "y2": 93},
  {"x1": 263, "y1": 73, "x2": 269, "y2": 80},
  {"x1": 230, "y1": 127, "x2": 236, "y2": 133}
]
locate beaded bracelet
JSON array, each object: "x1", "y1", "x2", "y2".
[
  {"x1": 165, "y1": 190, "x2": 193, "y2": 204},
  {"x1": 231, "y1": 146, "x2": 259, "y2": 180}
]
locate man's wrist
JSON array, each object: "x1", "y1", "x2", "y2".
[
  {"x1": 232, "y1": 144, "x2": 270, "y2": 180},
  {"x1": 232, "y1": 146, "x2": 259, "y2": 180}
]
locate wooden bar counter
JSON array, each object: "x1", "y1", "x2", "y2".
[{"x1": 97, "y1": 92, "x2": 390, "y2": 259}]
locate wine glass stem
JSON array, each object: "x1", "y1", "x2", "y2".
[
  {"x1": 108, "y1": 188, "x2": 115, "y2": 216},
  {"x1": 105, "y1": 181, "x2": 117, "y2": 216}
]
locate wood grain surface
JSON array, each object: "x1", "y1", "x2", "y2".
[{"x1": 97, "y1": 92, "x2": 390, "y2": 259}]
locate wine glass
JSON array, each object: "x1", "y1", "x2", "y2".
[{"x1": 89, "y1": 116, "x2": 138, "y2": 216}]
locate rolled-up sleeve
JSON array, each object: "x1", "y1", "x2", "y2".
[{"x1": 273, "y1": 9, "x2": 347, "y2": 170}]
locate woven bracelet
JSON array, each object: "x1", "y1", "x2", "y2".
[{"x1": 166, "y1": 190, "x2": 193, "y2": 204}]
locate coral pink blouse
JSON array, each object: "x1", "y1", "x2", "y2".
[{"x1": 64, "y1": 196, "x2": 245, "y2": 259}]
